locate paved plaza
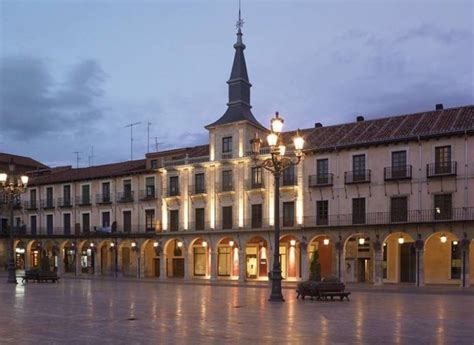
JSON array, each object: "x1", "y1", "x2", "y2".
[{"x1": 0, "y1": 278, "x2": 473, "y2": 344}]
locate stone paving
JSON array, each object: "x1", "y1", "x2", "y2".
[{"x1": 0, "y1": 278, "x2": 473, "y2": 344}]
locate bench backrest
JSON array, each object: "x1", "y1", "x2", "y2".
[{"x1": 317, "y1": 282, "x2": 345, "y2": 292}]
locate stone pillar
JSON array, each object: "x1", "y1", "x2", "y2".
[
  {"x1": 94, "y1": 248, "x2": 101, "y2": 276},
  {"x1": 300, "y1": 242, "x2": 309, "y2": 281},
  {"x1": 335, "y1": 240, "x2": 344, "y2": 282},
  {"x1": 238, "y1": 249, "x2": 245, "y2": 282},
  {"x1": 461, "y1": 238, "x2": 471, "y2": 288},
  {"x1": 183, "y1": 249, "x2": 190, "y2": 280},
  {"x1": 210, "y1": 250, "x2": 217, "y2": 281},
  {"x1": 137, "y1": 252, "x2": 143, "y2": 278},
  {"x1": 56, "y1": 248, "x2": 64, "y2": 276},
  {"x1": 25, "y1": 245, "x2": 31, "y2": 270},
  {"x1": 415, "y1": 237, "x2": 425, "y2": 287},
  {"x1": 373, "y1": 240, "x2": 383, "y2": 286},
  {"x1": 159, "y1": 253, "x2": 167, "y2": 280},
  {"x1": 75, "y1": 248, "x2": 81, "y2": 276}
]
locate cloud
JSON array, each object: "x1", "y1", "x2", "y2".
[{"x1": 0, "y1": 57, "x2": 106, "y2": 139}]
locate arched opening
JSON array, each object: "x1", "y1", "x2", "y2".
[
  {"x1": 424, "y1": 232, "x2": 460, "y2": 284},
  {"x1": 61, "y1": 241, "x2": 77, "y2": 274},
  {"x1": 79, "y1": 241, "x2": 95, "y2": 274},
  {"x1": 27, "y1": 240, "x2": 41, "y2": 269},
  {"x1": 344, "y1": 233, "x2": 374, "y2": 283},
  {"x1": 217, "y1": 237, "x2": 239, "y2": 279},
  {"x1": 190, "y1": 238, "x2": 210, "y2": 278},
  {"x1": 42, "y1": 241, "x2": 60, "y2": 272},
  {"x1": 14, "y1": 240, "x2": 26, "y2": 271},
  {"x1": 165, "y1": 239, "x2": 184, "y2": 278},
  {"x1": 120, "y1": 240, "x2": 139, "y2": 277},
  {"x1": 245, "y1": 236, "x2": 268, "y2": 280},
  {"x1": 382, "y1": 232, "x2": 416, "y2": 284},
  {"x1": 99, "y1": 240, "x2": 116, "y2": 276},
  {"x1": 279, "y1": 235, "x2": 300, "y2": 281},
  {"x1": 142, "y1": 240, "x2": 160, "y2": 278},
  {"x1": 307, "y1": 235, "x2": 335, "y2": 279}
]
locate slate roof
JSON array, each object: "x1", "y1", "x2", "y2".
[{"x1": 0, "y1": 152, "x2": 48, "y2": 172}]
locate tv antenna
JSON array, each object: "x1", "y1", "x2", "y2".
[
  {"x1": 153, "y1": 137, "x2": 164, "y2": 152},
  {"x1": 147, "y1": 122, "x2": 153, "y2": 154},
  {"x1": 88, "y1": 146, "x2": 95, "y2": 167},
  {"x1": 125, "y1": 122, "x2": 141, "y2": 160},
  {"x1": 73, "y1": 151, "x2": 82, "y2": 168}
]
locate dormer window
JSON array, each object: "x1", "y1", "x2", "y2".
[{"x1": 222, "y1": 137, "x2": 233, "y2": 157}]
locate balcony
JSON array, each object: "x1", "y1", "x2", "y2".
[
  {"x1": 41, "y1": 199, "x2": 55, "y2": 210},
  {"x1": 140, "y1": 187, "x2": 156, "y2": 200},
  {"x1": 344, "y1": 170, "x2": 371, "y2": 184},
  {"x1": 23, "y1": 200, "x2": 38, "y2": 210},
  {"x1": 308, "y1": 173, "x2": 334, "y2": 187},
  {"x1": 167, "y1": 188, "x2": 180, "y2": 197},
  {"x1": 218, "y1": 182, "x2": 234, "y2": 193},
  {"x1": 247, "y1": 179, "x2": 265, "y2": 190},
  {"x1": 302, "y1": 207, "x2": 474, "y2": 227},
  {"x1": 281, "y1": 176, "x2": 297, "y2": 187},
  {"x1": 58, "y1": 197, "x2": 73, "y2": 208},
  {"x1": 384, "y1": 166, "x2": 412, "y2": 181},
  {"x1": 427, "y1": 162, "x2": 457, "y2": 178},
  {"x1": 76, "y1": 195, "x2": 92, "y2": 206},
  {"x1": 117, "y1": 191, "x2": 134, "y2": 203},
  {"x1": 190, "y1": 185, "x2": 206, "y2": 195},
  {"x1": 221, "y1": 152, "x2": 233, "y2": 160},
  {"x1": 96, "y1": 194, "x2": 113, "y2": 205}
]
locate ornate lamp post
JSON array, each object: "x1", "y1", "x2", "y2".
[
  {"x1": 250, "y1": 112, "x2": 305, "y2": 302},
  {"x1": 0, "y1": 160, "x2": 29, "y2": 284}
]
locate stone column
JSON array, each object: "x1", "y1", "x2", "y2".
[
  {"x1": 373, "y1": 240, "x2": 383, "y2": 286},
  {"x1": 415, "y1": 237, "x2": 425, "y2": 287},
  {"x1": 335, "y1": 240, "x2": 344, "y2": 282},
  {"x1": 75, "y1": 248, "x2": 81, "y2": 276},
  {"x1": 136, "y1": 252, "x2": 143, "y2": 278},
  {"x1": 210, "y1": 250, "x2": 217, "y2": 281},
  {"x1": 24, "y1": 247, "x2": 31, "y2": 271},
  {"x1": 56, "y1": 248, "x2": 64, "y2": 276},
  {"x1": 238, "y1": 249, "x2": 245, "y2": 282},
  {"x1": 159, "y1": 252, "x2": 167, "y2": 280},
  {"x1": 300, "y1": 242, "x2": 309, "y2": 281},
  {"x1": 94, "y1": 248, "x2": 101, "y2": 276},
  {"x1": 183, "y1": 249, "x2": 190, "y2": 280},
  {"x1": 461, "y1": 238, "x2": 471, "y2": 288}
]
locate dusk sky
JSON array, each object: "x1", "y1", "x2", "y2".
[{"x1": 0, "y1": 0, "x2": 472, "y2": 167}]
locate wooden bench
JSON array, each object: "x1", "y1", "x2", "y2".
[
  {"x1": 22, "y1": 271, "x2": 60, "y2": 284},
  {"x1": 317, "y1": 282, "x2": 349, "y2": 301},
  {"x1": 319, "y1": 291, "x2": 351, "y2": 301}
]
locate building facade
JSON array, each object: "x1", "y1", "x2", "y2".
[{"x1": 2, "y1": 24, "x2": 473, "y2": 287}]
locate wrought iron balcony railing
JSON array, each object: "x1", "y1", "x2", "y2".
[
  {"x1": 282, "y1": 176, "x2": 297, "y2": 187},
  {"x1": 75, "y1": 195, "x2": 92, "y2": 206},
  {"x1": 308, "y1": 173, "x2": 334, "y2": 187},
  {"x1": 96, "y1": 194, "x2": 113, "y2": 204},
  {"x1": 427, "y1": 162, "x2": 457, "y2": 178},
  {"x1": 189, "y1": 184, "x2": 206, "y2": 195},
  {"x1": 23, "y1": 200, "x2": 38, "y2": 210},
  {"x1": 384, "y1": 165, "x2": 412, "y2": 181},
  {"x1": 41, "y1": 199, "x2": 55, "y2": 209},
  {"x1": 247, "y1": 179, "x2": 265, "y2": 190},
  {"x1": 117, "y1": 191, "x2": 134, "y2": 203},
  {"x1": 167, "y1": 187, "x2": 180, "y2": 197},
  {"x1": 140, "y1": 187, "x2": 156, "y2": 200},
  {"x1": 344, "y1": 170, "x2": 371, "y2": 184},
  {"x1": 58, "y1": 197, "x2": 73, "y2": 208}
]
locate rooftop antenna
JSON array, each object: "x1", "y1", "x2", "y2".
[
  {"x1": 153, "y1": 137, "x2": 164, "y2": 152},
  {"x1": 73, "y1": 151, "x2": 81, "y2": 168},
  {"x1": 125, "y1": 122, "x2": 141, "y2": 160},
  {"x1": 147, "y1": 122, "x2": 153, "y2": 154},
  {"x1": 88, "y1": 146, "x2": 95, "y2": 167}
]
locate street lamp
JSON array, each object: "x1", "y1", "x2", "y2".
[
  {"x1": 250, "y1": 111, "x2": 305, "y2": 302},
  {"x1": 0, "y1": 160, "x2": 29, "y2": 284}
]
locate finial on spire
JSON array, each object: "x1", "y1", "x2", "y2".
[{"x1": 235, "y1": 0, "x2": 244, "y2": 31}]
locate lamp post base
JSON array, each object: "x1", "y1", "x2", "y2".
[
  {"x1": 7, "y1": 262, "x2": 17, "y2": 284},
  {"x1": 268, "y1": 269, "x2": 285, "y2": 302}
]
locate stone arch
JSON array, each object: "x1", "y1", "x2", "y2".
[
  {"x1": 189, "y1": 237, "x2": 210, "y2": 278},
  {"x1": 424, "y1": 231, "x2": 460, "y2": 285},
  {"x1": 279, "y1": 235, "x2": 301, "y2": 281},
  {"x1": 13, "y1": 240, "x2": 26, "y2": 270},
  {"x1": 216, "y1": 236, "x2": 239, "y2": 279},
  {"x1": 164, "y1": 238, "x2": 185, "y2": 278},
  {"x1": 307, "y1": 234, "x2": 336, "y2": 280},
  {"x1": 343, "y1": 232, "x2": 375, "y2": 283},
  {"x1": 118, "y1": 239, "x2": 139, "y2": 277},
  {"x1": 141, "y1": 239, "x2": 159, "y2": 278},
  {"x1": 78, "y1": 240, "x2": 96, "y2": 275},
  {"x1": 381, "y1": 232, "x2": 416, "y2": 284},
  {"x1": 245, "y1": 236, "x2": 269, "y2": 280},
  {"x1": 60, "y1": 240, "x2": 77, "y2": 274},
  {"x1": 26, "y1": 240, "x2": 42, "y2": 269},
  {"x1": 97, "y1": 240, "x2": 116, "y2": 276}
]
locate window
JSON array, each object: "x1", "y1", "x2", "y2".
[
  {"x1": 251, "y1": 167, "x2": 263, "y2": 188},
  {"x1": 63, "y1": 214, "x2": 71, "y2": 235},
  {"x1": 283, "y1": 202, "x2": 295, "y2": 227},
  {"x1": 251, "y1": 204, "x2": 263, "y2": 228},
  {"x1": 151, "y1": 159, "x2": 158, "y2": 169},
  {"x1": 46, "y1": 187, "x2": 53, "y2": 208},
  {"x1": 316, "y1": 200, "x2": 329, "y2": 225},
  {"x1": 222, "y1": 170, "x2": 233, "y2": 191},
  {"x1": 451, "y1": 241, "x2": 461, "y2": 279},
  {"x1": 195, "y1": 173, "x2": 205, "y2": 194},
  {"x1": 123, "y1": 211, "x2": 132, "y2": 232},
  {"x1": 391, "y1": 197, "x2": 408, "y2": 222},
  {"x1": 434, "y1": 194, "x2": 452, "y2": 220},
  {"x1": 222, "y1": 136, "x2": 233, "y2": 153},
  {"x1": 145, "y1": 177, "x2": 155, "y2": 198},
  {"x1": 352, "y1": 154, "x2": 366, "y2": 181},
  {"x1": 435, "y1": 146, "x2": 452, "y2": 174},
  {"x1": 102, "y1": 212, "x2": 110, "y2": 228},
  {"x1": 391, "y1": 151, "x2": 407, "y2": 178},
  {"x1": 30, "y1": 215, "x2": 37, "y2": 235},
  {"x1": 169, "y1": 176, "x2": 179, "y2": 196},
  {"x1": 81, "y1": 185, "x2": 90, "y2": 205},
  {"x1": 63, "y1": 185, "x2": 71, "y2": 206},
  {"x1": 218, "y1": 246, "x2": 232, "y2": 276},
  {"x1": 46, "y1": 215, "x2": 53, "y2": 235},
  {"x1": 102, "y1": 182, "x2": 111, "y2": 202},
  {"x1": 30, "y1": 189, "x2": 37, "y2": 208},
  {"x1": 123, "y1": 180, "x2": 132, "y2": 200},
  {"x1": 282, "y1": 166, "x2": 296, "y2": 186},
  {"x1": 352, "y1": 198, "x2": 366, "y2": 224},
  {"x1": 82, "y1": 213, "x2": 90, "y2": 232},
  {"x1": 169, "y1": 210, "x2": 179, "y2": 231},
  {"x1": 195, "y1": 208, "x2": 205, "y2": 230},
  {"x1": 145, "y1": 209, "x2": 155, "y2": 232},
  {"x1": 317, "y1": 159, "x2": 329, "y2": 184},
  {"x1": 193, "y1": 246, "x2": 207, "y2": 276},
  {"x1": 222, "y1": 206, "x2": 233, "y2": 229}
]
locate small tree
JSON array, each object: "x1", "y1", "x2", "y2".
[{"x1": 309, "y1": 250, "x2": 321, "y2": 281}]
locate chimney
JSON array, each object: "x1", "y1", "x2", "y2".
[
  {"x1": 436, "y1": 103, "x2": 444, "y2": 110},
  {"x1": 356, "y1": 115, "x2": 364, "y2": 122},
  {"x1": 314, "y1": 122, "x2": 323, "y2": 128}
]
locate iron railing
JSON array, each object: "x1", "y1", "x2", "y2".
[
  {"x1": 427, "y1": 162, "x2": 457, "y2": 178},
  {"x1": 117, "y1": 191, "x2": 134, "y2": 203},
  {"x1": 75, "y1": 195, "x2": 92, "y2": 206},
  {"x1": 139, "y1": 187, "x2": 156, "y2": 200},
  {"x1": 58, "y1": 197, "x2": 73, "y2": 208},
  {"x1": 308, "y1": 173, "x2": 334, "y2": 187},
  {"x1": 246, "y1": 179, "x2": 265, "y2": 190},
  {"x1": 189, "y1": 184, "x2": 206, "y2": 195},
  {"x1": 384, "y1": 165, "x2": 412, "y2": 181},
  {"x1": 345, "y1": 170, "x2": 371, "y2": 184},
  {"x1": 96, "y1": 194, "x2": 113, "y2": 204},
  {"x1": 40, "y1": 199, "x2": 55, "y2": 209},
  {"x1": 23, "y1": 200, "x2": 38, "y2": 210}
]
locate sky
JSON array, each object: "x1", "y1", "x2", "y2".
[{"x1": 0, "y1": 0, "x2": 472, "y2": 167}]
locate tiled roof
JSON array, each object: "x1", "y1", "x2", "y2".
[
  {"x1": 0, "y1": 152, "x2": 48, "y2": 172},
  {"x1": 29, "y1": 159, "x2": 147, "y2": 186},
  {"x1": 300, "y1": 105, "x2": 473, "y2": 151}
]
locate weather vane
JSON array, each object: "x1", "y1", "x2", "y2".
[{"x1": 235, "y1": 0, "x2": 244, "y2": 30}]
